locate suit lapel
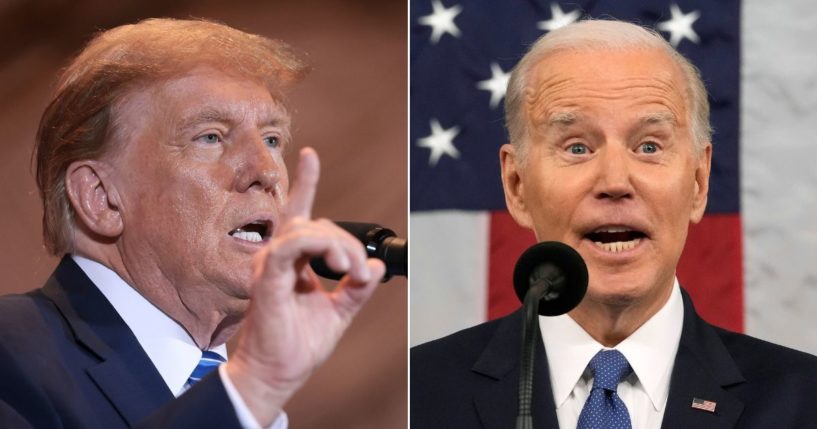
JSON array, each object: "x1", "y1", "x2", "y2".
[
  {"x1": 471, "y1": 309, "x2": 559, "y2": 429},
  {"x1": 42, "y1": 256, "x2": 174, "y2": 425},
  {"x1": 470, "y1": 291, "x2": 748, "y2": 429},
  {"x1": 661, "y1": 290, "x2": 745, "y2": 429}
]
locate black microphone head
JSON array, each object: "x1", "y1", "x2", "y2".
[
  {"x1": 380, "y1": 236, "x2": 407, "y2": 277},
  {"x1": 310, "y1": 221, "x2": 407, "y2": 281},
  {"x1": 513, "y1": 241, "x2": 588, "y2": 316},
  {"x1": 335, "y1": 222, "x2": 385, "y2": 242}
]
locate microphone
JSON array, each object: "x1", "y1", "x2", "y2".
[
  {"x1": 513, "y1": 241, "x2": 587, "y2": 429},
  {"x1": 512, "y1": 241, "x2": 588, "y2": 316},
  {"x1": 310, "y1": 221, "x2": 407, "y2": 281}
]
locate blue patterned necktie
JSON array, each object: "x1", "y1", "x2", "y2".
[
  {"x1": 185, "y1": 350, "x2": 226, "y2": 387},
  {"x1": 577, "y1": 349, "x2": 633, "y2": 429}
]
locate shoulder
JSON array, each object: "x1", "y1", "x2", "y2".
[
  {"x1": 0, "y1": 292, "x2": 67, "y2": 427},
  {"x1": 0, "y1": 291, "x2": 53, "y2": 335},
  {"x1": 0, "y1": 289, "x2": 75, "y2": 373},
  {"x1": 706, "y1": 327, "x2": 817, "y2": 425},
  {"x1": 411, "y1": 310, "x2": 522, "y2": 395},
  {"x1": 680, "y1": 288, "x2": 817, "y2": 383},
  {"x1": 715, "y1": 326, "x2": 817, "y2": 380},
  {"x1": 411, "y1": 316, "x2": 516, "y2": 428},
  {"x1": 411, "y1": 315, "x2": 508, "y2": 370}
]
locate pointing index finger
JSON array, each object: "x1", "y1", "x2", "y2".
[{"x1": 285, "y1": 147, "x2": 320, "y2": 220}]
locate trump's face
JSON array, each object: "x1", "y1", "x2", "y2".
[
  {"x1": 108, "y1": 66, "x2": 290, "y2": 314},
  {"x1": 501, "y1": 48, "x2": 711, "y2": 311}
]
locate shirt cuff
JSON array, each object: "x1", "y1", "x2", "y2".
[{"x1": 218, "y1": 365, "x2": 288, "y2": 429}]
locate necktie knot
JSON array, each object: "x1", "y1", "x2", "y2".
[
  {"x1": 588, "y1": 349, "x2": 632, "y2": 392},
  {"x1": 186, "y1": 350, "x2": 226, "y2": 387},
  {"x1": 578, "y1": 349, "x2": 633, "y2": 429}
]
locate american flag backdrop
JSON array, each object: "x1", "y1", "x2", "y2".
[{"x1": 410, "y1": 0, "x2": 817, "y2": 355}]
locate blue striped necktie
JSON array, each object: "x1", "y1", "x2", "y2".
[
  {"x1": 186, "y1": 350, "x2": 226, "y2": 387},
  {"x1": 577, "y1": 349, "x2": 633, "y2": 429}
]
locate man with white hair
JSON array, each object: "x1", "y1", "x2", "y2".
[{"x1": 411, "y1": 19, "x2": 817, "y2": 428}]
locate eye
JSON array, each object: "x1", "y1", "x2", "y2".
[
  {"x1": 263, "y1": 136, "x2": 280, "y2": 148},
  {"x1": 197, "y1": 133, "x2": 222, "y2": 144},
  {"x1": 567, "y1": 143, "x2": 590, "y2": 155},
  {"x1": 638, "y1": 141, "x2": 660, "y2": 154}
]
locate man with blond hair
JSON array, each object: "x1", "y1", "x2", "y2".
[
  {"x1": 0, "y1": 18, "x2": 385, "y2": 428},
  {"x1": 411, "y1": 20, "x2": 817, "y2": 428}
]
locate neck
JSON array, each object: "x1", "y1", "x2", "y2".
[
  {"x1": 121, "y1": 275, "x2": 242, "y2": 348},
  {"x1": 568, "y1": 281, "x2": 673, "y2": 347},
  {"x1": 74, "y1": 239, "x2": 245, "y2": 349}
]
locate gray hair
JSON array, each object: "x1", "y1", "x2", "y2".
[{"x1": 504, "y1": 19, "x2": 711, "y2": 160}]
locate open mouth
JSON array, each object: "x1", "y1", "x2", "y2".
[
  {"x1": 229, "y1": 220, "x2": 272, "y2": 243},
  {"x1": 585, "y1": 227, "x2": 647, "y2": 253}
]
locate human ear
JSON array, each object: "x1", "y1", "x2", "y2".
[
  {"x1": 64, "y1": 160, "x2": 123, "y2": 238},
  {"x1": 500, "y1": 144, "x2": 534, "y2": 229},
  {"x1": 689, "y1": 143, "x2": 712, "y2": 224}
]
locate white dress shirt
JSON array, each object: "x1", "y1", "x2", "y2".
[
  {"x1": 540, "y1": 279, "x2": 684, "y2": 429},
  {"x1": 73, "y1": 255, "x2": 287, "y2": 429}
]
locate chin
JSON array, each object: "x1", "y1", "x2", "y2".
[
  {"x1": 213, "y1": 282, "x2": 251, "y2": 318},
  {"x1": 585, "y1": 289, "x2": 637, "y2": 308},
  {"x1": 211, "y1": 270, "x2": 253, "y2": 304},
  {"x1": 585, "y1": 273, "x2": 650, "y2": 307},
  {"x1": 225, "y1": 276, "x2": 253, "y2": 300},
  {"x1": 225, "y1": 296, "x2": 251, "y2": 317}
]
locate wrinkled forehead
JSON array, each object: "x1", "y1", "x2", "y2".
[
  {"x1": 524, "y1": 47, "x2": 690, "y2": 126},
  {"x1": 107, "y1": 65, "x2": 292, "y2": 150},
  {"x1": 126, "y1": 65, "x2": 289, "y2": 115},
  {"x1": 168, "y1": 63, "x2": 289, "y2": 102}
]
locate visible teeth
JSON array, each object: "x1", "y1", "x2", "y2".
[
  {"x1": 595, "y1": 227, "x2": 631, "y2": 233},
  {"x1": 231, "y1": 230, "x2": 263, "y2": 243},
  {"x1": 594, "y1": 238, "x2": 640, "y2": 252}
]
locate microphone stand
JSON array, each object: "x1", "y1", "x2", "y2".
[
  {"x1": 511, "y1": 241, "x2": 588, "y2": 429},
  {"x1": 516, "y1": 278, "x2": 550, "y2": 429}
]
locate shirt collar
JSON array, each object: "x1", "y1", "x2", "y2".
[
  {"x1": 72, "y1": 255, "x2": 227, "y2": 397},
  {"x1": 540, "y1": 278, "x2": 683, "y2": 411}
]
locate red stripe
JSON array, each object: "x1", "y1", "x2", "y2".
[
  {"x1": 487, "y1": 211, "x2": 536, "y2": 320},
  {"x1": 487, "y1": 211, "x2": 744, "y2": 333},
  {"x1": 677, "y1": 214, "x2": 743, "y2": 332}
]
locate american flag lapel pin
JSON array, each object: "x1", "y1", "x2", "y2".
[{"x1": 691, "y1": 397, "x2": 717, "y2": 413}]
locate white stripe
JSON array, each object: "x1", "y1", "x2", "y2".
[
  {"x1": 410, "y1": 210, "x2": 489, "y2": 346},
  {"x1": 742, "y1": 0, "x2": 817, "y2": 354}
]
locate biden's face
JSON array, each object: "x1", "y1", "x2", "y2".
[
  {"x1": 501, "y1": 48, "x2": 711, "y2": 310},
  {"x1": 108, "y1": 66, "x2": 291, "y2": 314}
]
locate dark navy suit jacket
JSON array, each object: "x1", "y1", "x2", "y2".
[
  {"x1": 0, "y1": 256, "x2": 243, "y2": 428},
  {"x1": 411, "y1": 290, "x2": 817, "y2": 428}
]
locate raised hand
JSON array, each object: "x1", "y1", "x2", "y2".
[{"x1": 225, "y1": 147, "x2": 386, "y2": 425}]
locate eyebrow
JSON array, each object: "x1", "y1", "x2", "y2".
[
  {"x1": 547, "y1": 111, "x2": 579, "y2": 127},
  {"x1": 177, "y1": 107, "x2": 290, "y2": 132},
  {"x1": 544, "y1": 110, "x2": 678, "y2": 130},
  {"x1": 178, "y1": 108, "x2": 234, "y2": 131},
  {"x1": 640, "y1": 111, "x2": 677, "y2": 126}
]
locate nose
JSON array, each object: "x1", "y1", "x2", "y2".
[
  {"x1": 593, "y1": 144, "x2": 634, "y2": 201},
  {"x1": 232, "y1": 136, "x2": 282, "y2": 195}
]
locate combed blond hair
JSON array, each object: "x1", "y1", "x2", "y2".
[
  {"x1": 504, "y1": 19, "x2": 711, "y2": 161},
  {"x1": 35, "y1": 18, "x2": 308, "y2": 255}
]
